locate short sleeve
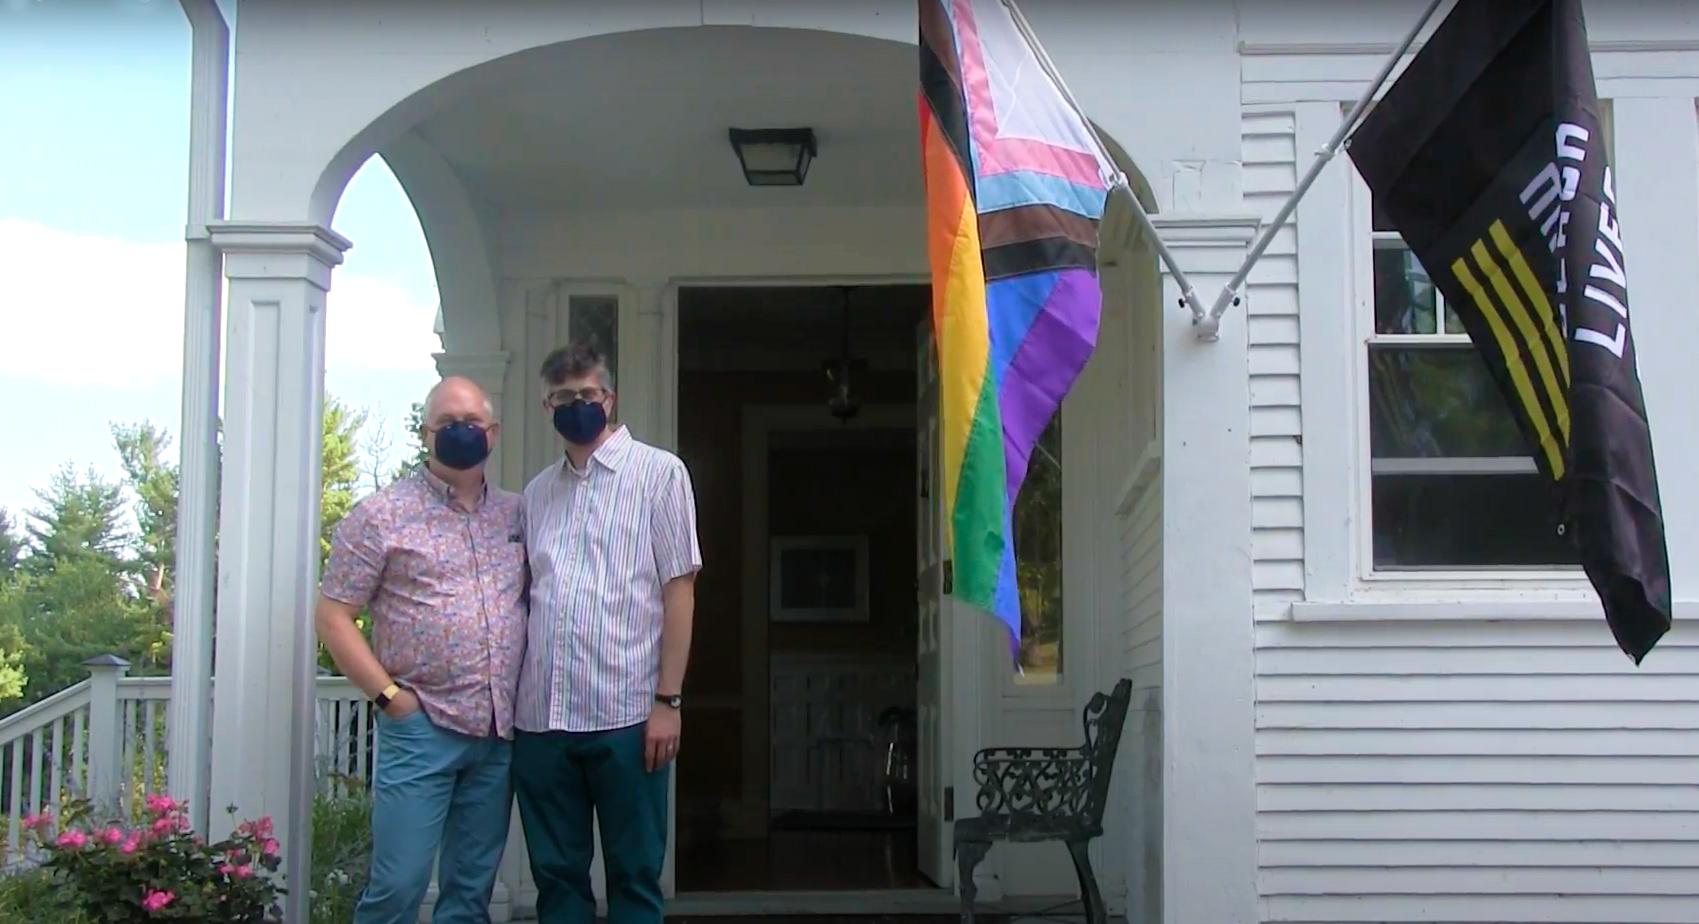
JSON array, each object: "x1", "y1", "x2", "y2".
[
  {"x1": 651, "y1": 456, "x2": 703, "y2": 584},
  {"x1": 321, "y1": 501, "x2": 387, "y2": 609}
]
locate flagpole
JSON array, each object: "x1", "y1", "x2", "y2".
[
  {"x1": 998, "y1": 0, "x2": 1209, "y2": 323},
  {"x1": 1195, "y1": 0, "x2": 1449, "y2": 341}
]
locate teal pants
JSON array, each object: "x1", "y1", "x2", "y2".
[
  {"x1": 355, "y1": 710, "x2": 513, "y2": 924},
  {"x1": 513, "y1": 724, "x2": 669, "y2": 924}
]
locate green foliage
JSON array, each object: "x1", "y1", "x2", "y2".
[
  {"x1": 319, "y1": 397, "x2": 369, "y2": 564},
  {"x1": 394, "y1": 400, "x2": 429, "y2": 481},
  {"x1": 306, "y1": 789, "x2": 372, "y2": 923},
  {"x1": 21, "y1": 465, "x2": 132, "y2": 577},
  {"x1": 111, "y1": 422, "x2": 180, "y2": 608},
  {"x1": 0, "y1": 509, "x2": 21, "y2": 580}
]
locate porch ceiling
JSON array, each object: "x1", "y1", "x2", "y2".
[{"x1": 412, "y1": 27, "x2": 922, "y2": 212}]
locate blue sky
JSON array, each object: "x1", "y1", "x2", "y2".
[{"x1": 0, "y1": 0, "x2": 442, "y2": 524}]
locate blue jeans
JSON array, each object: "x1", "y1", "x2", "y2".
[
  {"x1": 355, "y1": 710, "x2": 514, "y2": 924},
  {"x1": 512, "y1": 724, "x2": 669, "y2": 924}
]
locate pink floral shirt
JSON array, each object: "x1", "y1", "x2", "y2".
[{"x1": 321, "y1": 469, "x2": 528, "y2": 738}]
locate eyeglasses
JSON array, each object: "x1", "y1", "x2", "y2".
[{"x1": 546, "y1": 387, "x2": 607, "y2": 407}]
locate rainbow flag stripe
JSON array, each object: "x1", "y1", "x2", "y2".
[{"x1": 918, "y1": 0, "x2": 1116, "y2": 656}]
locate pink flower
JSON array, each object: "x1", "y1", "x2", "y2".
[
  {"x1": 101, "y1": 827, "x2": 124, "y2": 845},
  {"x1": 140, "y1": 890, "x2": 175, "y2": 913},
  {"x1": 234, "y1": 864, "x2": 252, "y2": 879},
  {"x1": 150, "y1": 814, "x2": 183, "y2": 835},
  {"x1": 218, "y1": 863, "x2": 235, "y2": 875},
  {"x1": 120, "y1": 835, "x2": 141, "y2": 855},
  {"x1": 55, "y1": 830, "x2": 88, "y2": 849},
  {"x1": 262, "y1": 838, "x2": 280, "y2": 857},
  {"x1": 21, "y1": 812, "x2": 52, "y2": 832},
  {"x1": 143, "y1": 794, "x2": 178, "y2": 815}
]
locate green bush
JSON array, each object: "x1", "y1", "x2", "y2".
[{"x1": 0, "y1": 789, "x2": 372, "y2": 924}]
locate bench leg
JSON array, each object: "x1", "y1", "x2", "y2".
[
  {"x1": 1065, "y1": 839, "x2": 1107, "y2": 924},
  {"x1": 956, "y1": 839, "x2": 991, "y2": 924}
]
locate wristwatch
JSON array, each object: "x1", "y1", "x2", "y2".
[
  {"x1": 375, "y1": 683, "x2": 402, "y2": 710},
  {"x1": 655, "y1": 693, "x2": 683, "y2": 709}
]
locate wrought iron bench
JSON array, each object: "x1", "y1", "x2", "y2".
[{"x1": 953, "y1": 678, "x2": 1133, "y2": 924}]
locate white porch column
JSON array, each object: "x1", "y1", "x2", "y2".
[
  {"x1": 432, "y1": 351, "x2": 513, "y2": 487},
  {"x1": 208, "y1": 221, "x2": 351, "y2": 924},
  {"x1": 1153, "y1": 214, "x2": 1261, "y2": 924},
  {"x1": 166, "y1": 0, "x2": 228, "y2": 836}
]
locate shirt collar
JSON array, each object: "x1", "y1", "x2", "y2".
[
  {"x1": 419, "y1": 464, "x2": 488, "y2": 510},
  {"x1": 563, "y1": 426, "x2": 633, "y2": 478}
]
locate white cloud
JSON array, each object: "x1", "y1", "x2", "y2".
[{"x1": 0, "y1": 219, "x2": 441, "y2": 386}]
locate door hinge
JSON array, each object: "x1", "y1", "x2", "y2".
[
  {"x1": 944, "y1": 786, "x2": 955, "y2": 822},
  {"x1": 941, "y1": 559, "x2": 953, "y2": 595}
]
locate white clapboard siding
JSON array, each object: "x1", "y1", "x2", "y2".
[
  {"x1": 1238, "y1": 90, "x2": 1699, "y2": 923},
  {"x1": 1242, "y1": 106, "x2": 1305, "y2": 622},
  {"x1": 1108, "y1": 243, "x2": 1164, "y2": 924},
  {"x1": 1255, "y1": 618, "x2": 1699, "y2": 924}
]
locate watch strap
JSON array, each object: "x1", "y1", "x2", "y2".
[
  {"x1": 375, "y1": 683, "x2": 401, "y2": 709},
  {"x1": 655, "y1": 693, "x2": 682, "y2": 708}
]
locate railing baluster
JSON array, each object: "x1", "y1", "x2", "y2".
[
  {"x1": 354, "y1": 698, "x2": 366, "y2": 792},
  {"x1": 72, "y1": 707, "x2": 86, "y2": 798},
  {"x1": 8, "y1": 740, "x2": 22, "y2": 859},
  {"x1": 119, "y1": 697, "x2": 135, "y2": 818},
  {"x1": 143, "y1": 700, "x2": 158, "y2": 797},
  {"x1": 50, "y1": 717, "x2": 65, "y2": 813},
  {"x1": 29, "y1": 727, "x2": 44, "y2": 821}
]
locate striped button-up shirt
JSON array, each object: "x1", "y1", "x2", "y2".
[
  {"x1": 321, "y1": 469, "x2": 528, "y2": 738},
  {"x1": 516, "y1": 426, "x2": 702, "y2": 733}
]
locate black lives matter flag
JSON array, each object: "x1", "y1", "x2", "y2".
[{"x1": 1349, "y1": 0, "x2": 1672, "y2": 662}]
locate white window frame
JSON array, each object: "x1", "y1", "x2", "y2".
[{"x1": 1341, "y1": 102, "x2": 1615, "y2": 591}]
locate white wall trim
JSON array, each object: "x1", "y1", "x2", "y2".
[
  {"x1": 1289, "y1": 598, "x2": 1699, "y2": 623},
  {"x1": 1238, "y1": 39, "x2": 1699, "y2": 57}
]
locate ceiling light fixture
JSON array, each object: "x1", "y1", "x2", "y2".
[{"x1": 728, "y1": 127, "x2": 818, "y2": 187}]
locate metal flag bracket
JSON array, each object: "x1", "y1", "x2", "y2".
[{"x1": 1192, "y1": 0, "x2": 1448, "y2": 343}]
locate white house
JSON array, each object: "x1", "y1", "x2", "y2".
[{"x1": 154, "y1": 1, "x2": 1699, "y2": 922}]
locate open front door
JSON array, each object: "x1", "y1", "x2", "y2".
[{"x1": 915, "y1": 320, "x2": 955, "y2": 888}]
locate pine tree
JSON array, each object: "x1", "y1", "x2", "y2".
[
  {"x1": 320, "y1": 396, "x2": 369, "y2": 563},
  {"x1": 112, "y1": 421, "x2": 180, "y2": 605},
  {"x1": 0, "y1": 509, "x2": 21, "y2": 580},
  {"x1": 22, "y1": 465, "x2": 131, "y2": 576}
]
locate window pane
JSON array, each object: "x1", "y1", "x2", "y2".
[
  {"x1": 567, "y1": 295, "x2": 620, "y2": 383},
  {"x1": 1368, "y1": 345, "x2": 1530, "y2": 458},
  {"x1": 1373, "y1": 473, "x2": 1578, "y2": 568},
  {"x1": 1012, "y1": 414, "x2": 1062, "y2": 684},
  {"x1": 1373, "y1": 244, "x2": 1440, "y2": 335}
]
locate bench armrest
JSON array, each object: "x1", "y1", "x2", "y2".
[{"x1": 969, "y1": 746, "x2": 1093, "y2": 817}]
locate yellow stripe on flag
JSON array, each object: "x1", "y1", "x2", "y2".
[
  {"x1": 1469, "y1": 238, "x2": 1570, "y2": 443},
  {"x1": 1451, "y1": 256, "x2": 1567, "y2": 480},
  {"x1": 1489, "y1": 220, "x2": 1571, "y2": 384}
]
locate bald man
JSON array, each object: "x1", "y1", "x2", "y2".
[{"x1": 317, "y1": 376, "x2": 527, "y2": 924}]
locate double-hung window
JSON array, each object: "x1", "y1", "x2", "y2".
[{"x1": 1354, "y1": 103, "x2": 1613, "y2": 576}]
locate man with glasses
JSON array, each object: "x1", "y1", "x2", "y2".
[
  {"x1": 316, "y1": 375, "x2": 527, "y2": 924},
  {"x1": 513, "y1": 341, "x2": 702, "y2": 924}
]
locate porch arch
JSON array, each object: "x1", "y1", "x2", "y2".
[{"x1": 294, "y1": 22, "x2": 1157, "y2": 365}]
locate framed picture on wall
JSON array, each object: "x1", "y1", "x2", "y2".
[{"x1": 769, "y1": 535, "x2": 870, "y2": 623}]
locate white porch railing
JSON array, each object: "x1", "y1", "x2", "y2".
[{"x1": 0, "y1": 655, "x2": 375, "y2": 866}]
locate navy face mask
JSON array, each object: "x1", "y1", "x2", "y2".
[
  {"x1": 553, "y1": 400, "x2": 608, "y2": 446},
  {"x1": 432, "y1": 422, "x2": 490, "y2": 471}
]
